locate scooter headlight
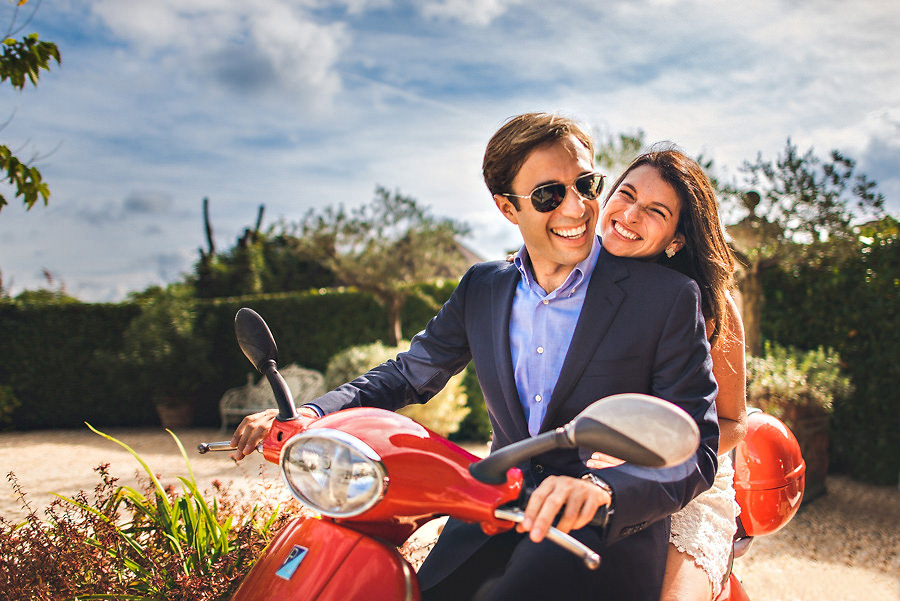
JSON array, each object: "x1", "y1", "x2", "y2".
[{"x1": 280, "y1": 429, "x2": 388, "y2": 518}]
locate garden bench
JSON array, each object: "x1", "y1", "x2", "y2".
[{"x1": 218, "y1": 364, "x2": 326, "y2": 432}]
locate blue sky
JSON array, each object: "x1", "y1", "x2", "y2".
[{"x1": 1, "y1": 0, "x2": 898, "y2": 301}]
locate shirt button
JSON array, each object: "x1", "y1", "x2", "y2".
[
  {"x1": 542, "y1": 299, "x2": 549, "y2": 305},
  {"x1": 536, "y1": 346, "x2": 544, "y2": 354},
  {"x1": 534, "y1": 394, "x2": 542, "y2": 403}
]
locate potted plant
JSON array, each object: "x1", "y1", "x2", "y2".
[
  {"x1": 119, "y1": 285, "x2": 211, "y2": 428},
  {"x1": 746, "y1": 341, "x2": 854, "y2": 501}
]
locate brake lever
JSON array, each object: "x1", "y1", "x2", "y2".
[{"x1": 494, "y1": 507, "x2": 601, "y2": 570}]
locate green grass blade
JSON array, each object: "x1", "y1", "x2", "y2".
[{"x1": 84, "y1": 423, "x2": 171, "y2": 507}]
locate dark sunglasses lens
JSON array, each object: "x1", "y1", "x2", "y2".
[
  {"x1": 531, "y1": 184, "x2": 566, "y2": 212},
  {"x1": 575, "y1": 173, "x2": 604, "y2": 199}
]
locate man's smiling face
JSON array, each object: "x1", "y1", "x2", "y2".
[{"x1": 494, "y1": 134, "x2": 597, "y2": 292}]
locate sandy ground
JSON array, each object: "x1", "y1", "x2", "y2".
[{"x1": 2, "y1": 426, "x2": 898, "y2": 601}]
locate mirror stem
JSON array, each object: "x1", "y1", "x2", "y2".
[
  {"x1": 469, "y1": 427, "x2": 573, "y2": 484},
  {"x1": 262, "y1": 360, "x2": 298, "y2": 421}
]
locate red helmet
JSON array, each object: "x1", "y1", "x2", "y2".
[{"x1": 733, "y1": 410, "x2": 806, "y2": 536}]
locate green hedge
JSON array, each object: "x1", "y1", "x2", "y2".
[
  {"x1": 761, "y1": 234, "x2": 900, "y2": 484},
  {"x1": 0, "y1": 282, "x2": 457, "y2": 431},
  {"x1": 0, "y1": 303, "x2": 147, "y2": 429}
]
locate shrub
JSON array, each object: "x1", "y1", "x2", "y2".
[
  {"x1": 746, "y1": 342, "x2": 854, "y2": 419},
  {"x1": 325, "y1": 341, "x2": 470, "y2": 437},
  {"x1": 760, "y1": 226, "x2": 899, "y2": 484},
  {"x1": 450, "y1": 365, "x2": 492, "y2": 443},
  {"x1": 117, "y1": 286, "x2": 214, "y2": 410},
  {"x1": 0, "y1": 427, "x2": 307, "y2": 600}
]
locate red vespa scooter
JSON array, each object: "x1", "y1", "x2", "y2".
[{"x1": 200, "y1": 308, "x2": 805, "y2": 601}]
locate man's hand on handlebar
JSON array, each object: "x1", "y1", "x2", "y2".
[
  {"x1": 229, "y1": 406, "x2": 319, "y2": 461},
  {"x1": 517, "y1": 475, "x2": 612, "y2": 543}
]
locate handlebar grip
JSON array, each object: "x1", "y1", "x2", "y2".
[
  {"x1": 198, "y1": 441, "x2": 236, "y2": 454},
  {"x1": 197, "y1": 441, "x2": 262, "y2": 454}
]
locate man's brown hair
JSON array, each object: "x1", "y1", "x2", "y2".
[{"x1": 483, "y1": 113, "x2": 594, "y2": 208}]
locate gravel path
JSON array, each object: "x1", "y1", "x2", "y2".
[{"x1": 2, "y1": 426, "x2": 898, "y2": 600}]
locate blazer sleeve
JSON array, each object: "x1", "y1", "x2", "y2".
[
  {"x1": 591, "y1": 278, "x2": 720, "y2": 545},
  {"x1": 311, "y1": 266, "x2": 476, "y2": 415}
]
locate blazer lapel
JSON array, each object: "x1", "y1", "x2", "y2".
[
  {"x1": 491, "y1": 262, "x2": 530, "y2": 441},
  {"x1": 540, "y1": 249, "x2": 628, "y2": 432}
]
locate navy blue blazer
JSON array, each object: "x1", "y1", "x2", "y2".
[{"x1": 313, "y1": 242, "x2": 719, "y2": 590}]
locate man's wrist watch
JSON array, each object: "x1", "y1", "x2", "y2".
[{"x1": 582, "y1": 473, "x2": 615, "y2": 506}]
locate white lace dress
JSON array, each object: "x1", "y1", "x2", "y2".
[{"x1": 669, "y1": 453, "x2": 740, "y2": 595}]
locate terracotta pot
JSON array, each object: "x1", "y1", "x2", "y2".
[
  {"x1": 781, "y1": 404, "x2": 830, "y2": 503},
  {"x1": 154, "y1": 398, "x2": 194, "y2": 429}
]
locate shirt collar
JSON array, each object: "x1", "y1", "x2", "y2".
[{"x1": 513, "y1": 235, "x2": 601, "y2": 296}]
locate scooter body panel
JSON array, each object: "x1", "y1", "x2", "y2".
[
  {"x1": 714, "y1": 573, "x2": 751, "y2": 601},
  {"x1": 281, "y1": 408, "x2": 523, "y2": 544},
  {"x1": 233, "y1": 517, "x2": 418, "y2": 601}
]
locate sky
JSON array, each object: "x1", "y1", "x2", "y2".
[{"x1": 1, "y1": 0, "x2": 898, "y2": 302}]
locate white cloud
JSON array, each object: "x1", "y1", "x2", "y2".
[
  {"x1": 246, "y1": 4, "x2": 347, "y2": 105},
  {"x1": 89, "y1": 0, "x2": 348, "y2": 107},
  {"x1": 419, "y1": 0, "x2": 524, "y2": 26}
]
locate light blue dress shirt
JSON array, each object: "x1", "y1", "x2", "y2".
[{"x1": 510, "y1": 236, "x2": 602, "y2": 436}]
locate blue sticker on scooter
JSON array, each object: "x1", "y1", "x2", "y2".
[{"x1": 275, "y1": 545, "x2": 308, "y2": 580}]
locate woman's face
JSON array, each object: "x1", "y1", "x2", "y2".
[{"x1": 599, "y1": 164, "x2": 684, "y2": 259}]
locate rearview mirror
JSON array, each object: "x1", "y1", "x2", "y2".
[
  {"x1": 469, "y1": 393, "x2": 700, "y2": 484},
  {"x1": 235, "y1": 307, "x2": 279, "y2": 373},
  {"x1": 234, "y1": 308, "x2": 297, "y2": 421},
  {"x1": 567, "y1": 393, "x2": 699, "y2": 468}
]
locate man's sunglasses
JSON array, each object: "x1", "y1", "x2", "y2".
[{"x1": 502, "y1": 172, "x2": 606, "y2": 213}]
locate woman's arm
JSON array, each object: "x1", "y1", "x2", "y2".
[{"x1": 710, "y1": 293, "x2": 747, "y2": 455}]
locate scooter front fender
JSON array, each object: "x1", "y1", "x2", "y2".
[{"x1": 233, "y1": 517, "x2": 419, "y2": 601}]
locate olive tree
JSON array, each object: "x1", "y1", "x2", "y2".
[{"x1": 288, "y1": 186, "x2": 471, "y2": 345}]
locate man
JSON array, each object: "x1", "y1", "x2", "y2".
[{"x1": 231, "y1": 112, "x2": 719, "y2": 600}]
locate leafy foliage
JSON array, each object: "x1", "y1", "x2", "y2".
[
  {"x1": 193, "y1": 229, "x2": 336, "y2": 299},
  {"x1": 0, "y1": 428, "x2": 304, "y2": 601},
  {"x1": 288, "y1": 186, "x2": 471, "y2": 345},
  {"x1": 724, "y1": 139, "x2": 886, "y2": 355},
  {"x1": 594, "y1": 130, "x2": 645, "y2": 178},
  {"x1": 760, "y1": 216, "x2": 900, "y2": 484},
  {"x1": 116, "y1": 285, "x2": 213, "y2": 407},
  {"x1": 325, "y1": 340, "x2": 470, "y2": 437},
  {"x1": 450, "y1": 364, "x2": 492, "y2": 443},
  {"x1": 746, "y1": 342, "x2": 853, "y2": 419},
  {"x1": 0, "y1": 26, "x2": 60, "y2": 212},
  {"x1": 726, "y1": 138, "x2": 885, "y2": 263},
  {"x1": 0, "y1": 300, "x2": 148, "y2": 429}
]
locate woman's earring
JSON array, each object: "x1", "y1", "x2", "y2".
[{"x1": 665, "y1": 247, "x2": 676, "y2": 258}]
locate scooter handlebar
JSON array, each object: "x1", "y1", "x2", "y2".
[
  {"x1": 494, "y1": 507, "x2": 601, "y2": 570},
  {"x1": 197, "y1": 441, "x2": 262, "y2": 454}
]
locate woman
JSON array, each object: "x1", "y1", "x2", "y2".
[{"x1": 592, "y1": 146, "x2": 747, "y2": 601}]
